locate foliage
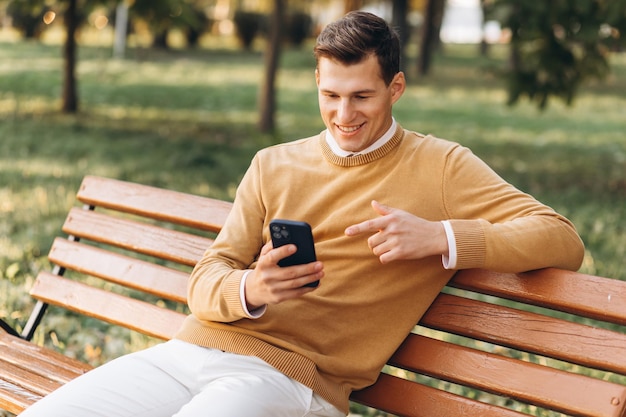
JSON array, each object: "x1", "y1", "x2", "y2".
[
  {"x1": 233, "y1": 10, "x2": 264, "y2": 50},
  {"x1": 284, "y1": 11, "x2": 314, "y2": 47},
  {"x1": 486, "y1": 0, "x2": 626, "y2": 109},
  {"x1": 5, "y1": 0, "x2": 51, "y2": 38},
  {"x1": 129, "y1": 0, "x2": 207, "y2": 48},
  {"x1": 233, "y1": 10, "x2": 313, "y2": 49}
]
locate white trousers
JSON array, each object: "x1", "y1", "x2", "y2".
[{"x1": 19, "y1": 339, "x2": 345, "y2": 417}]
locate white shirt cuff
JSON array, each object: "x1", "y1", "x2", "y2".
[
  {"x1": 240, "y1": 270, "x2": 267, "y2": 318},
  {"x1": 441, "y1": 220, "x2": 458, "y2": 270}
]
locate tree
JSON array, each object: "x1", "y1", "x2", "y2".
[
  {"x1": 129, "y1": 0, "x2": 205, "y2": 49},
  {"x1": 59, "y1": 0, "x2": 104, "y2": 113},
  {"x1": 491, "y1": 0, "x2": 626, "y2": 109},
  {"x1": 417, "y1": 0, "x2": 446, "y2": 76},
  {"x1": 343, "y1": 0, "x2": 364, "y2": 14},
  {"x1": 391, "y1": 0, "x2": 411, "y2": 74},
  {"x1": 6, "y1": 0, "x2": 50, "y2": 39},
  {"x1": 258, "y1": 0, "x2": 285, "y2": 132},
  {"x1": 62, "y1": 0, "x2": 78, "y2": 113}
]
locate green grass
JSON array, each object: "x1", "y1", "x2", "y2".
[{"x1": 0, "y1": 38, "x2": 625, "y2": 416}]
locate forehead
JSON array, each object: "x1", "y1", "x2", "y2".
[{"x1": 317, "y1": 55, "x2": 385, "y2": 92}]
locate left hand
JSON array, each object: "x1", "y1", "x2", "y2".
[{"x1": 344, "y1": 200, "x2": 449, "y2": 264}]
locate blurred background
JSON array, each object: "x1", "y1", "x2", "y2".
[{"x1": 1, "y1": 1, "x2": 625, "y2": 415}]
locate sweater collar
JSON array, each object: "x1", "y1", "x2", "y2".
[
  {"x1": 320, "y1": 123, "x2": 404, "y2": 167},
  {"x1": 325, "y1": 118, "x2": 398, "y2": 157}
]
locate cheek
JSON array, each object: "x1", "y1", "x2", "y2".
[{"x1": 318, "y1": 101, "x2": 334, "y2": 117}]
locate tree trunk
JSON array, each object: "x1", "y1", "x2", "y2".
[
  {"x1": 344, "y1": 0, "x2": 364, "y2": 14},
  {"x1": 258, "y1": 0, "x2": 284, "y2": 133},
  {"x1": 417, "y1": 0, "x2": 446, "y2": 77},
  {"x1": 391, "y1": 0, "x2": 410, "y2": 73},
  {"x1": 479, "y1": 0, "x2": 490, "y2": 56},
  {"x1": 62, "y1": 0, "x2": 78, "y2": 113}
]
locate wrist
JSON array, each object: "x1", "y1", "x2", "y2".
[{"x1": 241, "y1": 270, "x2": 266, "y2": 317}]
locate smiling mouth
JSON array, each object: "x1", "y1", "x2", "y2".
[{"x1": 336, "y1": 123, "x2": 365, "y2": 134}]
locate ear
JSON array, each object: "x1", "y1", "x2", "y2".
[
  {"x1": 390, "y1": 72, "x2": 406, "y2": 104},
  {"x1": 315, "y1": 68, "x2": 320, "y2": 87}
]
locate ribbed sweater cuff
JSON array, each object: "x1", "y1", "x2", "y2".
[
  {"x1": 448, "y1": 219, "x2": 487, "y2": 269},
  {"x1": 224, "y1": 271, "x2": 248, "y2": 318}
]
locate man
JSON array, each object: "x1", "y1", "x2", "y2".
[{"x1": 21, "y1": 11, "x2": 584, "y2": 417}]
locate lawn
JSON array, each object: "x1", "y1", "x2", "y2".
[{"x1": 0, "y1": 35, "x2": 625, "y2": 416}]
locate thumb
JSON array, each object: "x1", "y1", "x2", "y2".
[{"x1": 371, "y1": 200, "x2": 392, "y2": 216}]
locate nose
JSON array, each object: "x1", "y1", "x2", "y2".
[{"x1": 337, "y1": 98, "x2": 355, "y2": 123}]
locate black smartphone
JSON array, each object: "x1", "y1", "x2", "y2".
[{"x1": 269, "y1": 219, "x2": 319, "y2": 288}]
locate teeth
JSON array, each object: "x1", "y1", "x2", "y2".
[{"x1": 338, "y1": 125, "x2": 360, "y2": 133}]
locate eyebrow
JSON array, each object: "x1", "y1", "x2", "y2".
[{"x1": 319, "y1": 88, "x2": 377, "y2": 95}]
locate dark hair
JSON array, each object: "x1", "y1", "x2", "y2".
[{"x1": 313, "y1": 11, "x2": 400, "y2": 86}]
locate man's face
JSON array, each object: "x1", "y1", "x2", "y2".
[{"x1": 315, "y1": 54, "x2": 405, "y2": 153}]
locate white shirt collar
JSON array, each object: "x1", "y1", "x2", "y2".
[{"x1": 325, "y1": 118, "x2": 397, "y2": 157}]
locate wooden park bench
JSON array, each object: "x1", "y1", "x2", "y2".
[{"x1": 1, "y1": 175, "x2": 626, "y2": 416}]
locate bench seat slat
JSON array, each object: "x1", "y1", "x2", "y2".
[
  {"x1": 77, "y1": 175, "x2": 232, "y2": 233},
  {"x1": 30, "y1": 272, "x2": 187, "y2": 340},
  {"x1": 0, "y1": 331, "x2": 92, "y2": 377},
  {"x1": 0, "y1": 358, "x2": 63, "y2": 397},
  {"x1": 451, "y1": 268, "x2": 626, "y2": 326},
  {"x1": 49, "y1": 238, "x2": 188, "y2": 303},
  {"x1": 62, "y1": 207, "x2": 212, "y2": 267},
  {"x1": 350, "y1": 373, "x2": 528, "y2": 417},
  {"x1": 391, "y1": 334, "x2": 626, "y2": 417},
  {"x1": 421, "y1": 293, "x2": 626, "y2": 375},
  {"x1": 0, "y1": 334, "x2": 90, "y2": 384},
  {"x1": 0, "y1": 330, "x2": 91, "y2": 415},
  {"x1": 0, "y1": 379, "x2": 42, "y2": 415}
]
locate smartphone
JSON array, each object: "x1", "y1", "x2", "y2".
[{"x1": 269, "y1": 219, "x2": 319, "y2": 288}]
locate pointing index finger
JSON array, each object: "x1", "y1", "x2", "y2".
[{"x1": 345, "y1": 218, "x2": 382, "y2": 236}]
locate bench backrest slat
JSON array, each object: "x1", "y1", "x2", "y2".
[
  {"x1": 49, "y1": 238, "x2": 188, "y2": 303},
  {"x1": 391, "y1": 333, "x2": 626, "y2": 417},
  {"x1": 62, "y1": 207, "x2": 211, "y2": 267},
  {"x1": 76, "y1": 175, "x2": 231, "y2": 233},
  {"x1": 31, "y1": 272, "x2": 187, "y2": 340},
  {"x1": 451, "y1": 268, "x2": 626, "y2": 326},
  {"x1": 350, "y1": 373, "x2": 530, "y2": 417},
  {"x1": 421, "y1": 293, "x2": 626, "y2": 375}
]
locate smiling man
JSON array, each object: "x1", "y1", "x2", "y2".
[
  {"x1": 316, "y1": 53, "x2": 405, "y2": 153},
  {"x1": 20, "y1": 11, "x2": 584, "y2": 417}
]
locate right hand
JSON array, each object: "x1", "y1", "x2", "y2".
[{"x1": 244, "y1": 241, "x2": 324, "y2": 310}]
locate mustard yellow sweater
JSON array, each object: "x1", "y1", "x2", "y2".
[{"x1": 175, "y1": 125, "x2": 584, "y2": 413}]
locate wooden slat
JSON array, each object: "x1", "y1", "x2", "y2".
[
  {"x1": 0, "y1": 358, "x2": 63, "y2": 398},
  {"x1": 77, "y1": 175, "x2": 232, "y2": 233},
  {"x1": 0, "y1": 332, "x2": 91, "y2": 382},
  {"x1": 62, "y1": 207, "x2": 212, "y2": 267},
  {"x1": 0, "y1": 331, "x2": 93, "y2": 414},
  {"x1": 451, "y1": 268, "x2": 626, "y2": 326},
  {"x1": 389, "y1": 334, "x2": 626, "y2": 417},
  {"x1": 49, "y1": 238, "x2": 188, "y2": 303},
  {"x1": 421, "y1": 293, "x2": 626, "y2": 375},
  {"x1": 0, "y1": 379, "x2": 41, "y2": 415},
  {"x1": 30, "y1": 272, "x2": 187, "y2": 340},
  {"x1": 350, "y1": 373, "x2": 528, "y2": 417}
]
